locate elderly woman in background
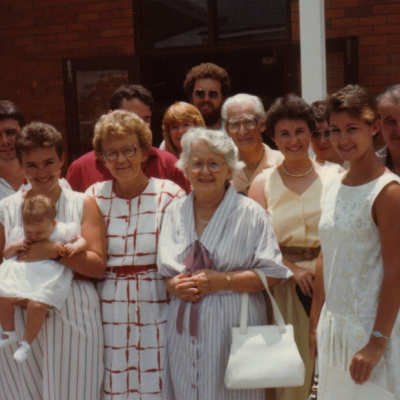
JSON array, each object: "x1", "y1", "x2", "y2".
[
  {"x1": 0, "y1": 122, "x2": 106, "y2": 400},
  {"x1": 86, "y1": 110, "x2": 185, "y2": 400},
  {"x1": 157, "y1": 128, "x2": 291, "y2": 400},
  {"x1": 161, "y1": 101, "x2": 205, "y2": 157},
  {"x1": 248, "y1": 94, "x2": 340, "y2": 400}
]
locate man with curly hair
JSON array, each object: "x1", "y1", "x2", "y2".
[{"x1": 183, "y1": 63, "x2": 231, "y2": 132}]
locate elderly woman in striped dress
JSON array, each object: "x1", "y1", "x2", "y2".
[{"x1": 157, "y1": 128, "x2": 291, "y2": 400}]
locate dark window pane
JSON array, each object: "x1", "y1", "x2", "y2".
[
  {"x1": 216, "y1": 0, "x2": 286, "y2": 44},
  {"x1": 141, "y1": 0, "x2": 209, "y2": 48},
  {"x1": 76, "y1": 70, "x2": 128, "y2": 156}
]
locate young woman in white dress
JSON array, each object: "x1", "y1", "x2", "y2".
[{"x1": 309, "y1": 85, "x2": 400, "y2": 398}]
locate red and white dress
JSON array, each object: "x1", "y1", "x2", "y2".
[{"x1": 86, "y1": 178, "x2": 185, "y2": 400}]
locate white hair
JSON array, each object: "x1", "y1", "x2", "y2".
[
  {"x1": 221, "y1": 93, "x2": 266, "y2": 122},
  {"x1": 176, "y1": 127, "x2": 245, "y2": 178}
]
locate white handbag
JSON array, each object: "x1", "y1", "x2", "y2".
[{"x1": 224, "y1": 269, "x2": 305, "y2": 389}]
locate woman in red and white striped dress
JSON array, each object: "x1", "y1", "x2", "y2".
[
  {"x1": 86, "y1": 110, "x2": 185, "y2": 400},
  {"x1": 0, "y1": 122, "x2": 107, "y2": 400}
]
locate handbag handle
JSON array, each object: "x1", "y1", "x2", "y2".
[{"x1": 239, "y1": 269, "x2": 287, "y2": 335}]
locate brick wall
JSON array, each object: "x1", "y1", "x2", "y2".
[
  {"x1": 0, "y1": 0, "x2": 134, "y2": 137},
  {"x1": 291, "y1": 0, "x2": 400, "y2": 96}
]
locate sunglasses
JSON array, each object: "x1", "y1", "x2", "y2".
[
  {"x1": 311, "y1": 129, "x2": 331, "y2": 141},
  {"x1": 193, "y1": 89, "x2": 221, "y2": 100}
]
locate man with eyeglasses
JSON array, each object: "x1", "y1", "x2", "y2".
[
  {"x1": 66, "y1": 84, "x2": 190, "y2": 193},
  {"x1": 183, "y1": 63, "x2": 230, "y2": 132},
  {"x1": 222, "y1": 93, "x2": 283, "y2": 195},
  {"x1": 310, "y1": 100, "x2": 348, "y2": 168}
]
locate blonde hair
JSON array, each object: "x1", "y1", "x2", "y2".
[
  {"x1": 93, "y1": 110, "x2": 152, "y2": 157},
  {"x1": 22, "y1": 194, "x2": 56, "y2": 224},
  {"x1": 162, "y1": 102, "x2": 205, "y2": 157}
]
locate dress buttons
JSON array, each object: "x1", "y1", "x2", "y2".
[
  {"x1": 192, "y1": 362, "x2": 195, "y2": 367},
  {"x1": 192, "y1": 384, "x2": 196, "y2": 389}
]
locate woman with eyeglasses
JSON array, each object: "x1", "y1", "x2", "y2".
[
  {"x1": 161, "y1": 101, "x2": 205, "y2": 158},
  {"x1": 86, "y1": 110, "x2": 186, "y2": 400},
  {"x1": 248, "y1": 93, "x2": 341, "y2": 400},
  {"x1": 158, "y1": 128, "x2": 290, "y2": 400},
  {"x1": 310, "y1": 100, "x2": 349, "y2": 169}
]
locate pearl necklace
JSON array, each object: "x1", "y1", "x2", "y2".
[{"x1": 281, "y1": 162, "x2": 314, "y2": 178}]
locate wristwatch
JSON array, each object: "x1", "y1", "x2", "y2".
[{"x1": 372, "y1": 331, "x2": 389, "y2": 340}]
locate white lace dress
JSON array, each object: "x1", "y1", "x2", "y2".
[
  {"x1": 318, "y1": 172, "x2": 400, "y2": 398},
  {"x1": 0, "y1": 222, "x2": 77, "y2": 309}
]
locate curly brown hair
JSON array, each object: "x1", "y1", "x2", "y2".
[{"x1": 183, "y1": 63, "x2": 231, "y2": 100}]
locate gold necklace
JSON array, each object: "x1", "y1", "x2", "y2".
[
  {"x1": 281, "y1": 162, "x2": 314, "y2": 178},
  {"x1": 195, "y1": 208, "x2": 213, "y2": 225}
]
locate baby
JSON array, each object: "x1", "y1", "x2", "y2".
[{"x1": 0, "y1": 194, "x2": 86, "y2": 362}]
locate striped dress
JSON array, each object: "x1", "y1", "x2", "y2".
[
  {"x1": 86, "y1": 178, "x2": 185, "y2": 400},
  {"x1": 157, "y1": 184, "x2": 291, "y2": 400},
  {"x1": 0, "y1": 188, "x2": 104, "y2": 400}
]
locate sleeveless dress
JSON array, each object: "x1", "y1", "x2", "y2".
[
  {"x1": 317, "y1": 172, "x2": 400, "y2": 398},
  {"x1": 86, "y1": 178, "x2": 185, "y2": 400},
  {"x1": 0, "y1": 188, "x2": 104, "y2": 400},
  {"x1": 0, "y1": 222, "x2": 77, "y2": 309},
  {"x1": 262, "y1": 162, "x2": 339, "y2": 400}
]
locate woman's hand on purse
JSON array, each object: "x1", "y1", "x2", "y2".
[
  {"x1": 349, "y1": 338, "x2": 386, "y2": 384},
  {"x1": 166, "y1": 273, "x2": 200, "y2": 302},
  {"x1": 289, "y1": 263, "x2": 315, "y2": 297}
]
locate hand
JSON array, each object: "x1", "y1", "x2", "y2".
[
  {"x1": 291, "y1": 265, "x2": 315, "y2": 297},
  {"x1": 62, "y1": 243, "x2": 77, "y2": 257},
  {"x1": 192, "y1": 269, "x2": 225, "y2": 298},
  {"x1": 18, "y1": 240, "x2": 60, "y2": 262},
  {"x1": 167, "y1": 273, "x2": 199, "y2": 302},
  {"x1": 349, "y1": 338, "x2": 386, "y2": 384},
  {"x1": 14, "y1": 239, "x2": 31, "y2": 252}
]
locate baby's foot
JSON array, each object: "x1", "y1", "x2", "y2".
[
  {"x1": 13, "y1": 341, "x2": 31, "y2": 362},
  {"x1": 0, "y1": 331, "x2": 18, "y2": 349}
]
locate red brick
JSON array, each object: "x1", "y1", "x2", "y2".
[
  {"x1": 56, "y1": 32, "x2": 80, "y2": 42},
  {"x1": 325, "y1": 8, "x2": 344, "y2": 19},
  {"x1": 373, "y1": 24, "x2": 400, "y2": 35},
  {"x1": 99, "y1": 9, "x2": 121, "y2": 19},
  {"x1": 25, "y1": 26, "x2": 48, "y2": 36},
  {"x1": 90, "y1": 38, "x2": 112, "y2": 48},
  {"x1": 100, "y1": 28, "x2": 122, "y2": 38},
  {"x1": 26, "y1": 43, "x2": 47, "y2": 53},
  {"x1": 89, "y1": 20, "x2": 111, "y2": 30},
  {"x1": 109, "y1": 0, "x2": 131, "y2": 10},
  {"x1": 22, "y1": 8, "x2": 45, "y2": 18},
  {"x1": 34, "y1": 0, "x2": 56, "y2": 8},
  {"x1": 331, "y1": 0, "x2": 359, "y2": 8},
  {"x1": 121, "y1": 8, "x2": 133, "y2": 17},
  {"x1": 391, "y1": 54, "x2": 400, "y2": 64},
  {"x1": 65, "y1": 4, "x2": 88, "y2": 14},
  {"x1": 122, "y1": 27, "x2": 133, "y2": 36},
  {"x1": 359, "y1": 65, "x2": 375, "y2": 76},
  {"x1": 44, "y1": 6, "x2": 65, "y2": 16},
  {"x1": 35, "y1": 34, "x2": 56, "y2": 43},
  {"x1": 374, "y1": 44, "x2": 400, "y2": 55},
  {"x1": 79, "y1": 30, "x2": 99, "y2": 40},
  {"x1": 291, "y1": 22, "x2": 299, "y2": 33},
  {"x1": 67, "y1": 22, "x2": 89, "y2": 31},
  {"x1": 110, "y1": 18, "x2": 133, "y2": 28},
  {"x1": 78, "y1": 12, "x2": 99, "y2": 22},
  {"x1": 326, "y1": 28, "x2": 346, "y2": 38},
  {"x1": 14, "y1": 19, "x2": 35, "y2": 28},
  {"x1": 344, "y1": 5, "x2": 373, "y2": 17},
  {"x1": 14, "y1": 36, "x2": 35, "y2": 45},
  {"x1": 291, "y1": 2, "x2": 299, "y2": 13},
  {"x1": 388, "y1": 34, "x2": 400, "y2": 44},
  {"x1": 388, "y1": 14, "x2": 400, "y2": 24},
  {"x1": 46, "y1": 25, "x2": 67, "y2": 34},
  {"x1": 359, "y1": 46, "x2": 374, "y2": 56},
  {"x1": 374, "y1": 4, "x2": 400, "y2": 14},
  {"x1": 111, "y1": 36, "x2": 133, "y2": 46},
  {"x1": 345, "y1": 26, "x2": 373, "y2": 36},
  {"x1": 68, "y1": 40, "x2": 90, "y2": 50},
  {"x1": 359, "y1": 15, "x2": 387, "y2": 26},
  {"x1": 87, "y1": 2, "x2": 109, "y2": 12},
  {"x1": 360, "y1": 35, "x2": 387, "y2": 46},
  {"x1": 360, "y1": 55, "x2": 388, "y2": 65},
  {"x1": 46, "y1": 42, "x2": 69, "y2": 52},
  {"x1": 292, "y1": 12, "x2": 299, "y2": 22},
  {"x1": 123, "y1": 45, "x2": 134, "y2": 55},
  {"x1": 374, "y1": 64, "x2": 400, "y2": 75},
  {"x1": 362, "y1": 74, "x2": 389, "y2": 85},
  {"x1": 332, "y1": 17, "x2": 359, "y2": 29}
]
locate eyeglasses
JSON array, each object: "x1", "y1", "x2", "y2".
[
  {"x1": 311, "y1": 129, "x2": 331, "y2": 141},
  {"x1": 189, "y1": 160, "x2": 225, "y2": 173},
  {"x1": 193, "y1": 89, "x2": 221, "y2": 100},
  {"x1": 103, "y1": 144, "x2": 137, "y2": 161},
  {"x1": 227, "y1": 117, "x2": 258, "y2": 133}
]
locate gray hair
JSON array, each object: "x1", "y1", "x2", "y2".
[
  {"x1": 376, "y1": 84, "x2": 400, "y2": 106},
  {"x1": 221, "y1": 93, "x2": 265, "y2": 122},
  {"x1": 176, "y1": 127, "x2": 245, "y2": 178}
]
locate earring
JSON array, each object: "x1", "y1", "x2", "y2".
[
  {"x1": 59, "y1": 171, "x2": 62, "y2": 179},
  {"x1": 23, "y1": 178, "x2": 28, "y2": 185}
]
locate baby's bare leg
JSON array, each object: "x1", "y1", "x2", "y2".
[
  {"x1": 23, "y1": 300, "x2": 50, "y2": 344},
  {"x1": 0, "y1": 297, "x2": 18, "y2": 337}
]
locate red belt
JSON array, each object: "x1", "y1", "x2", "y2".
[{"x1": 106, "y1": 264, "x2": 158, "y2": 277}]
